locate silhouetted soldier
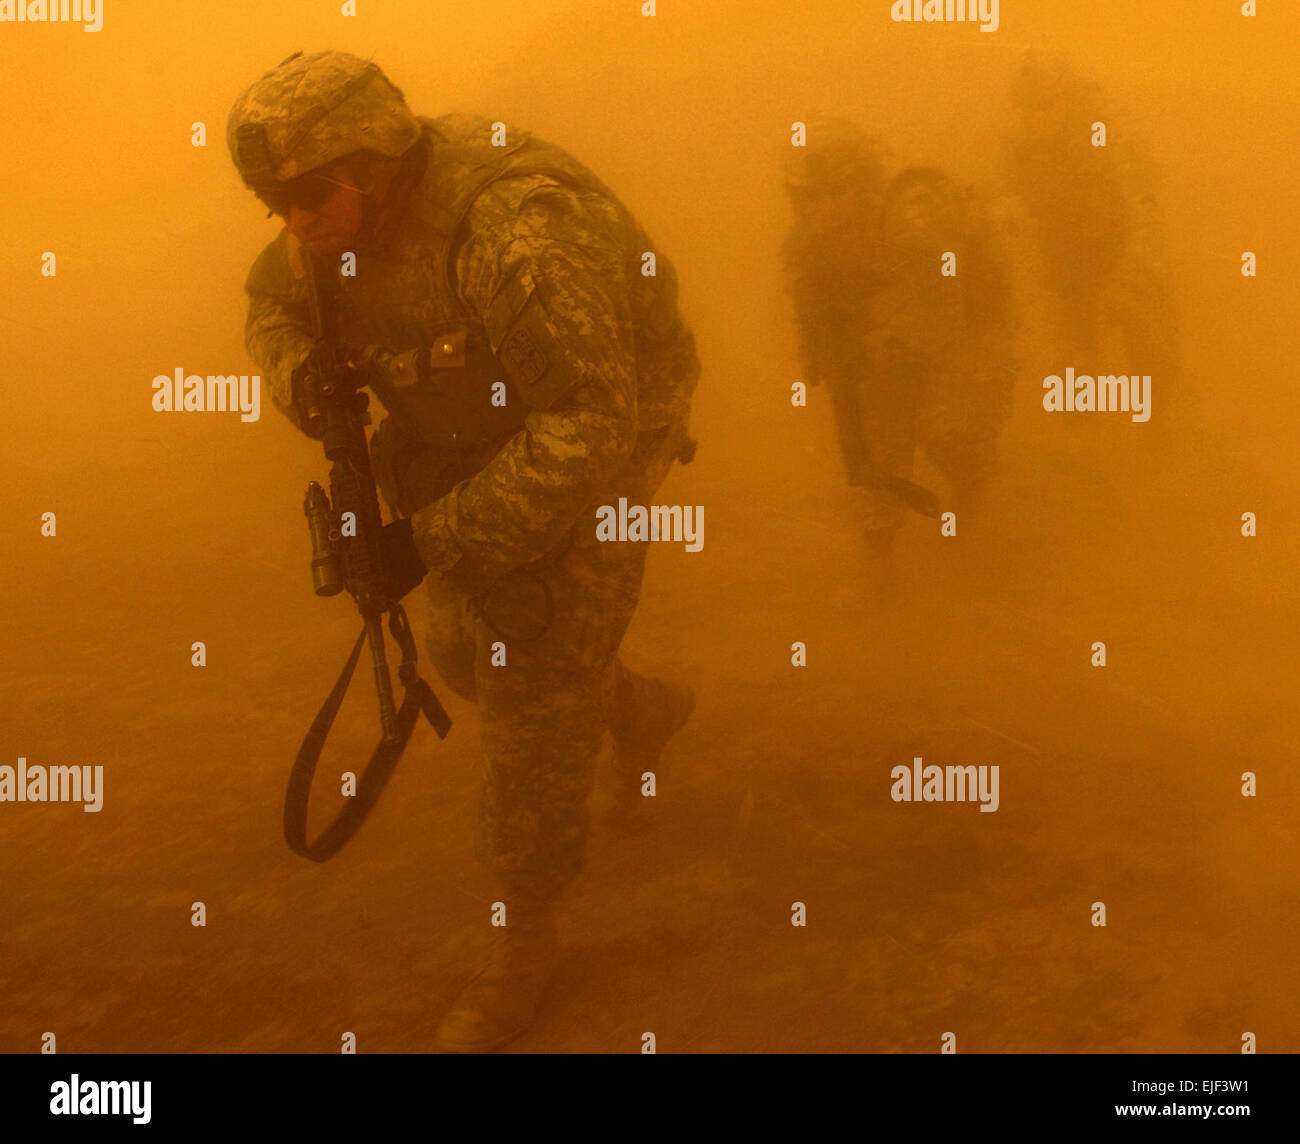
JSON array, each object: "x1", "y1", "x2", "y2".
[
  {"x1": 228, "y1": 51, "x2": 699, "y2": 1051},
  {"x1": 782, "y1": 117, "x2": 1016, "y2": 591}
]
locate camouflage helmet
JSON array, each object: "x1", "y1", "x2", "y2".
[
  {"x1": 783, "y1": 115, "x2": 886, "y2": 193},
  {"x1": 227, "y1": 50, "x2": 421, "y2": 189}
]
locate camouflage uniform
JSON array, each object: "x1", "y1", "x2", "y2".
[
  {"x1": 999, "y1": 57, "x2": 1180, "y2": 387},
  {"x1": 232, "y1": 55, "x2": 700, "y2": 904},
  {"x1": 782, "y1": 127, "x2": 1015, "y2": 537}
]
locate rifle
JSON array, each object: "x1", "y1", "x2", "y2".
[
  {"x1": 825, "y1": 381, "x2": 941, "y2": 520},
  {"x1": 282, "y1": 249, "x2": 451, "y2": 862}
]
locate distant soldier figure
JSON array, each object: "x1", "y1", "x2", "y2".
[
  {"x1": 782, "y1": 117, "x2": 1016, "y2": 589},
  {"x1": 227, "y1": 51, "x2": 699, "y2": 1051},
  {"x1": 999, "y1": 56, "x2": 1180, "y2": 392}
]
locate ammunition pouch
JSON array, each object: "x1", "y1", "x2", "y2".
[{"x1": 370, "y1": 416, "x2": 461, "y2": 519}]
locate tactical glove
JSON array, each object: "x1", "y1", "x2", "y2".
[
  {"x1": 291, "y1": 346, "x2": 373, "y2": 438},
  {"x1": 380, "y1": 517, "x2": 428, "y2": 600}
]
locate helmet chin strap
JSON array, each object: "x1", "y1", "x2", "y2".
[
  {"x1": 352, "y1": 143, "x2": 425, "y2": 251},
  {"x1": 311, "y1": 157, "x2": 380, "y2": 250},
  {"x1": 354, "y1": 176, "x2": 387, "y2": 248}
]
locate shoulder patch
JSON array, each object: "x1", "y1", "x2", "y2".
[
  {"x1": 484, "y1": 266, "x2": 553, "y2": 397},
  {"x1": 499, "y1": 322, "x2": 549, "y2": 391}
]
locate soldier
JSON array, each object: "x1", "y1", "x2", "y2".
[
  {"x1": 781, "y1": 117, "x2": 1016, "y2": 592},
  {"x1": 999, "y1": 57, "x2": 1180, "y2": 390},
  {"x1": 227, "y1": 51, "x2": 699, "y2": 1051}
]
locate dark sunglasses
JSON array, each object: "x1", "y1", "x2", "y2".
[{"x1": 257, "y1": 169, "x2": 350, "y2": 218}]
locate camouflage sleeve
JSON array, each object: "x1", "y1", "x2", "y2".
[
  {"x1": 410, "y1": 176, "x2": 639, "y2": 589},
  {"x1": 242, "y1": 231, "x2": 315, "y2": 433}
]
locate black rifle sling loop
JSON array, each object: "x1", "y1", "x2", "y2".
[
  {"x1": 283, "y1": 603, "x2": 452, "y2": 862},
  {"x1": 389, "y1": 603, "x2": 452, "y2": 739}
]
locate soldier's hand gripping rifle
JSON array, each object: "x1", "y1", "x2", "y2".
[{"x1": 282, "y1": 249, "x2": 451, "y2": 863}]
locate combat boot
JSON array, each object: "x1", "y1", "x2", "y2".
[
  {"x1": 433, "y1": 899, "x2": 559, "y2": 1052},
  {"x1": 607, "y1": 671, "x2": 696, "y2": 816}
]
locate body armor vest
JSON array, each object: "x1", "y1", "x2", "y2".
[{"x1": 326, "y1": 114, "x2": 681, "y2": 518}]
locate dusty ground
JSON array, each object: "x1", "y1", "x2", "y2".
[
  {"x1": 2, "y1": 0, "x2": 1296, "y2": 1057},
  {"x1": 3, "y1": 329, "x2": 1295, "y2": 1053}
]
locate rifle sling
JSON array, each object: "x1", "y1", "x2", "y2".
[{"x1": 283, "y1": 603, "x2": 451, "y2": 862}]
